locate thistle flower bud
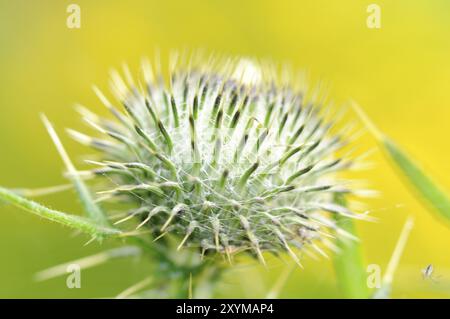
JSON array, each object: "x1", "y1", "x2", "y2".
[{"x1": 72, "y1": 54, "x2": 365, "y2": 265}]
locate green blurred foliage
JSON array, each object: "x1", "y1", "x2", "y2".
[{"x1": 0, "y1": 0, "x2": 449, "y2": 298}]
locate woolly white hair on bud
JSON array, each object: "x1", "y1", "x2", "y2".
[{"x1": 68, "y1": 52, "x2": 366, "y2": 266}]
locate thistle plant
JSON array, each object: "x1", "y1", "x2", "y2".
[{"x1": 0, "y1": 53, "x2": 374, "y2": 298}]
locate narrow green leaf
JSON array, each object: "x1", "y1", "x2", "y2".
[
  {"x1": 0, "y1": 186, "x2": 121, "y2": 238},
  {"x1": 352, "y1": 102, "x2": 450, "y2": 223},
  {"x1": 41, "y1": 114, "x2": 110, "y2": 226},
  {"x1": 333, "y1": 194, "x2": 369, "y2": 299},
  {"x1": 383, "y1": 140, "x2": 450, "y2": 219}
]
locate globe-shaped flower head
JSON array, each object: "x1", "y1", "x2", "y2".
[{"x1": 70, "y1": 53, "x2": 367, "y2": 266}]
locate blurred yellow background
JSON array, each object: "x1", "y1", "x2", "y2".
[{"x1": 0, "y1": 0, "x2": 449, "y2": 298}]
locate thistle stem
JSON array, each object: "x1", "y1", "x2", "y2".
[
  {"x1": 0, "y1": 186, "x2": 120, "y2": 238},
  {"x1": 332, "y1": 194, "x2": 369, "y2": 298}
]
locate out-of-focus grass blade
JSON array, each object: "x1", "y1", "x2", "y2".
[
  {"x1": 35, "y1": 246, "x2": 140, "y2": 281},
  {"x1": 188, "y1": 273, "x2": 193, "y2": 299},
  {"x1": 41, "y1": 114, "x2": 110, "y2": 226},
  {"x1": 373, "y1": 216, "x2": 414, "y2": 299},
  {"x1": 333, "y1": 194, "x2": 369, "y2": 299},
  {"x1": 115, "y1": 276, "x2": 153, "y2": 299},
  {"x1": 265, "y1": 262, "x2": 296, "y2": 299},
  {"x1": 0, "y1": 186, "x2": 121, "y2": 238},
  {"x1": 352, "y1": 102, "x2": 450, "y2": 223},
  {"x1": 11, "y1": 184, "x2": 72, "y2": 198}
]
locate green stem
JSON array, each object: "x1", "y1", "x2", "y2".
[
  {"x1": 0, "y1": 186, "x2": 120, "y2": 238},
  {"x1": 191, "y1": 265, "x2": 223, "y2": 299},
  {"x1": 332, "y1": 194, "x2": 369, "y2": 298},
  {"x1": 129, "y1": 236, "x2": 223, "y2": 299}
]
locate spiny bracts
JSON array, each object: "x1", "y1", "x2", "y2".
[{"x1": 69, "y1": 53, "x2": 368, "y2": 266}]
